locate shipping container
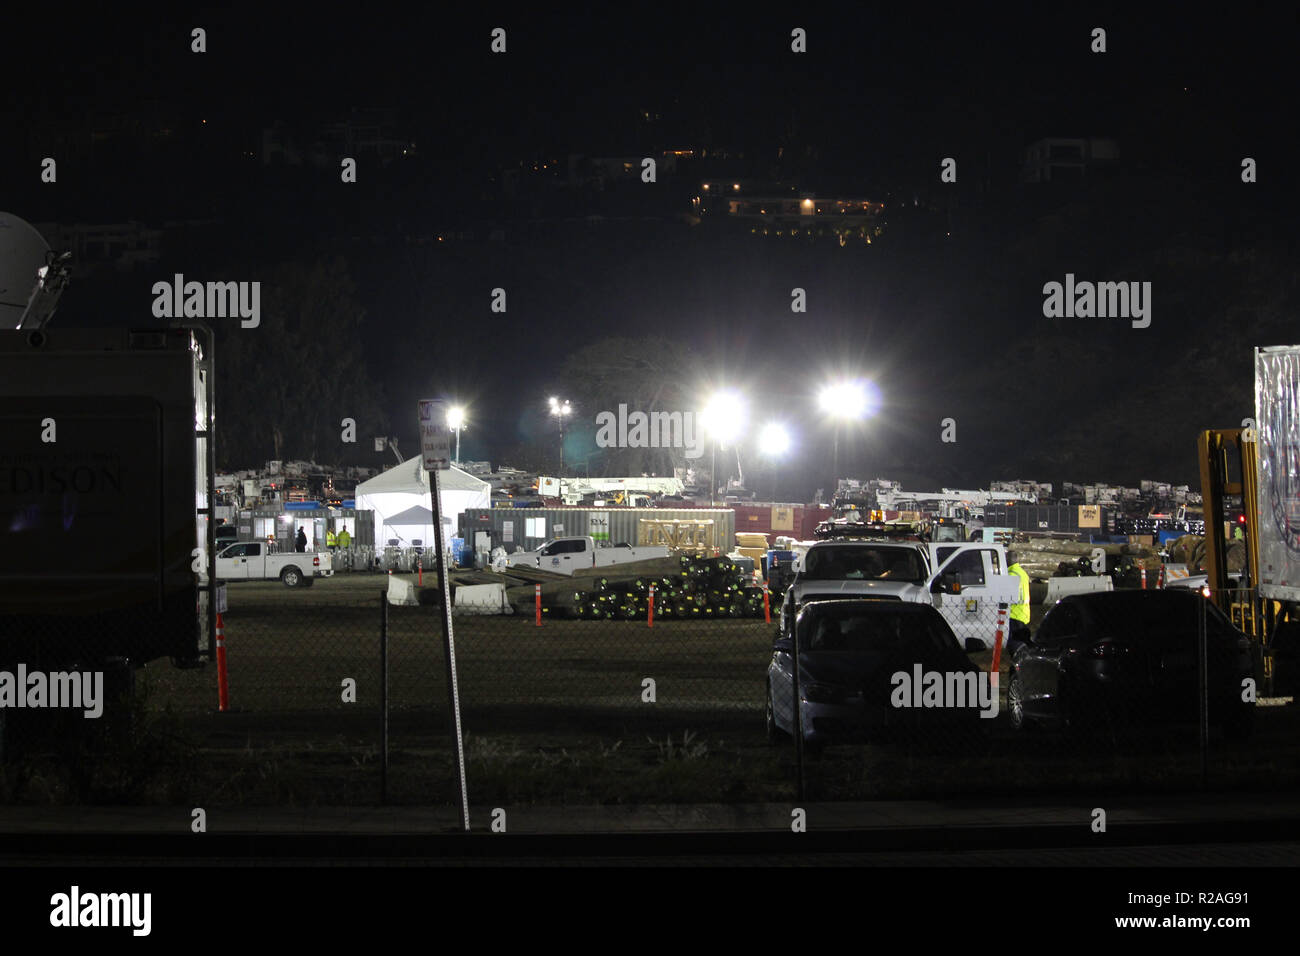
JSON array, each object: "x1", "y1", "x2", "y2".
[
  {"x1": 981, "y1": 503, "x2": 1108, "y2": 537},
  {"x1": 729, "y1": 502, "x2": 833, "y2": 542},
  {"x1": 461, "y1": 506, "x2": 736, "y2": 555},
  {"x1": 236, "y1": 506, "x2": 374, "y2": 552}
]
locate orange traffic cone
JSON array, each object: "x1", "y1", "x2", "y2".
[{"x1": 215, "y1": 612, "x2": 230, "y2": 712}]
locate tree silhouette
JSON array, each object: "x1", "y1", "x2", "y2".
[
  {"x1": 215, "y1": 257, "x2": 388, "y2": 469},
  {"x1": 556, "y1": 336, "x2": 701, "y2": 478}
]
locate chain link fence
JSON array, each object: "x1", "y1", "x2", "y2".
[
  {"x1": 3, "y1": 569, "x2": 1297, "y2": 810},
  {"x1": 252, "y1": 543, "x2": 434, "y2": 573}
]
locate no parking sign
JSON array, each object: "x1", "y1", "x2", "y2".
[{"x1": 417, "y1": 399, "x2": 451, "y2": 471}]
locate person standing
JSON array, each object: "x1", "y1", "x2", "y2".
[
  {"x1": 1006, "y1": 550, "x2": 1031, "y2": 655},
  {"x1": 337, "y1": 527, "x2": 352, "y2": 551},
  {"x1": 327, "y1": 527, "x2": 338, "y2": 550},
  {"x1": 295, "y1": 527, "x2": 308, "y2": 553}
]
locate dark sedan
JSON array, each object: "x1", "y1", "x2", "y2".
[
  {"x1": 1008, "y1": 590, "x2": 1256, "y2": 738},
  {"x1": 766, "y1": 600, "x2": 989, "y2": 752}
]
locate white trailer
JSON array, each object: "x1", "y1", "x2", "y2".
[{"x1": 537, "y1": 476, "x2": 684, "y2": 506}]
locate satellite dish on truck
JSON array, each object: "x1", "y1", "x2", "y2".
[{"x1": 0, "y1": 211, "x2": 70, "y2": 329}]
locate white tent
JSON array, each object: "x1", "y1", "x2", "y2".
[{"x1": 353, "y1": 459, "x2": 491, "y2": 550}]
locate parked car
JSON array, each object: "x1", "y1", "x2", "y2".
[
  {"x1": 766, "y1": 600, "x2": 988, "y2": 753},
  {"x1": 1007, "y1": 590, "x2": 1256, "y2": 737}
]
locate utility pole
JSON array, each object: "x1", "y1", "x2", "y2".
[
  {"x1": 710, "y1": 441, "x2": 717, "y2": 507},
  {"x1": 549, "y1": 396, "x2": 571, "y2": 477}
]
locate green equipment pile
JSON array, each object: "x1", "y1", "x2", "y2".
[{"x1": 504, "y1": 554, "x2": 768, "y2": 620}]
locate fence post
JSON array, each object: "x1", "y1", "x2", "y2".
[
  {"x1": 380, "y1": 590, "x2": 389, "y2": 804},
  {"x1": 792, "y1": 614, "x2": 805, "y2": 802},
  {"x1": 1198, "y1": 590, "x2": 1209, "y2": 787},
  {"x1": 215, "y1": 612, "x2": 230, "y2": 712}
]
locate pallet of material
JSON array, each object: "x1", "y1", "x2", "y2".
[
  {"x1": 449, "y1": 569, "x2": 516, "y2": 586},
  {"x1": 494, "y1": 565, "x2": 569, "y2": 585},
  {"x1": 572, "y1": 556, "x2": 686, "y2": 579}
]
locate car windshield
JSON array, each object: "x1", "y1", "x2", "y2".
[
  {"x1": 803, "y1": 546, "x2": 925, "y2": 582},
  {"x1": 798, "y1": 607, "x2": 957, "y2": 653},
  {"x1": 1079, "y1": 592, "x2": 1242, "y2": 643}
]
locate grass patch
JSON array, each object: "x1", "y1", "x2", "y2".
[
  {"x1": 461, "y1": 731, "x2": 790, "y2": 805},
  {"x1": 1, "y1": 676, "x2": 200, "y2": 805}
]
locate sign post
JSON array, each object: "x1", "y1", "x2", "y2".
[{"x1": 418, "y1": 399, "x2": 469, "y2": 832}]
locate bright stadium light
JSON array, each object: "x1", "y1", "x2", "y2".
[
  {"x1": 700, "y1": 389, "x2": 747, "y2": 446},
  {"x1": 549, "y1": 396, "x2": 572, "y2": 474},
  {"x1": 818, "y1": 380, "x2": 875, "y2": 419},
  {"x1": 759, "y1": 422, "x2": 791, "y2": 456},
  {"x1": 759, "y1": 422, "x2": 792, "y2": 501},
  {"x1": 818, "y1": 379, "x2": 880, "y2": 494},
  {"x1": 700, "y1": 389, "x2": 747, "y2": 506},
  {"x1": 446, "y1": 405, "x2": 466, "y2": 462}
]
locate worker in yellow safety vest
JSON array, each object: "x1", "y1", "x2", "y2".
[
  {"x1": 326, "y1": 528, "x2": 338, "y2": 550},
  {"x1": 337, "y1": 528, "x2": 352, "y2": 550},
  {"x1": 1006, "y1": 550, "x2": 1032, "y2": 655}
]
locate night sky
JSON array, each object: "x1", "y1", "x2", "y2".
[{"x1": 4, "y1": 7, "x2": 1297, "y2": 495}]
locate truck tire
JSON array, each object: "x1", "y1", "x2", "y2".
[
  {"x1": 765, "y1": 681, "x2": 788, "y2": 743},
  {"x1": 1008, "y1": 673, "x2": 1032, "y2": 731},
  {"x1": 281, "y1": 566, "x2": 304, "y2": 588}
]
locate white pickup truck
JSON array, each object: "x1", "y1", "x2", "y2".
[
  {"x1": 211, "y1": 541, "x2": 333, "y2": 588},
  {"x1": 780, "y1": 539, "x2": 1021, "y2": 651},
  {"x1": 507, "y1": 535, "x2": 671, "y2": 575}
]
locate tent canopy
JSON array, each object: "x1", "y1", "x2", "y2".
[{"x1": 353, "y1": 459, "x2": 491, "y2": 549}]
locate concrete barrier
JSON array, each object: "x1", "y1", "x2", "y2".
[
  {"x1": 454, "y1": 582, "x2": 511, "y2": 615},
  {"x1": 386, "y1": 575, "x2": 419, "y2": 606},
  {"x1": 1044, "y1": 575, "x2": 1114, "y2": 604}
]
